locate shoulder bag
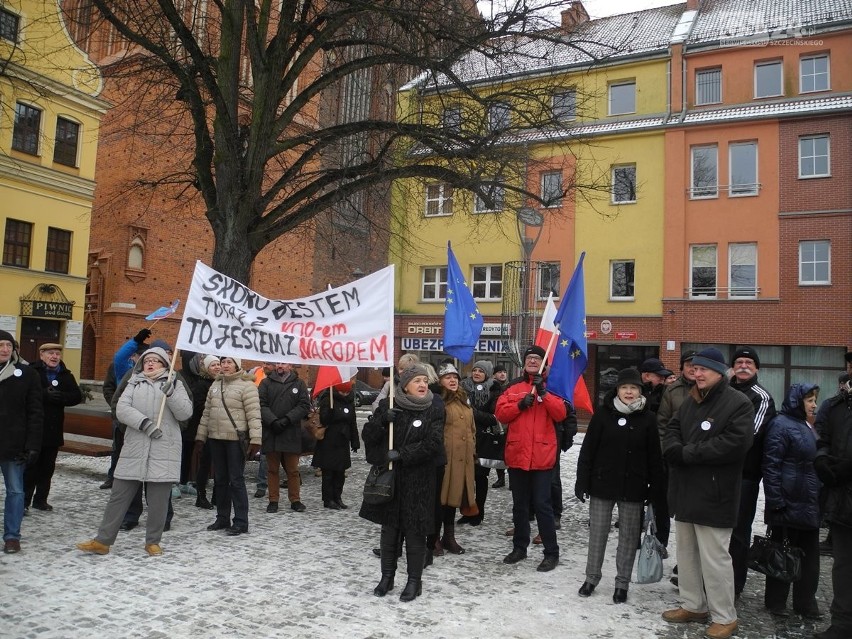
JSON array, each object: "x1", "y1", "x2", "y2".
[
  {"x1": 635, "y1": 504, "x2": 665, "y2": 584},
  {"x1": 748, "y1": 527, "x2": 803, "y2": 583},
  {"x1": 363, "y1": 419, "x2": 411, "y2": 506}
]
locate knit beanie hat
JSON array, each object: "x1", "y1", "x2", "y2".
[
  {"x1": 522, "y1": 345, "x2": 547, "y2": 360},
  {"x1": 616, "y1": 367, "x2": 642, "y2": 388},
  {"x1": 399, "y1": 364, "x2": 429, "y2": 390},
  {"x1": 437, "y1": 362, "x2": 460, "y2": 378},
  {"x1": 731, "y1": 346, "x2": 760, "y2": 369},
  {"x1": 0, "y1": 330, "x2": 16, "y2": 347},
  {"x1": 471, "y1": 360, "x2": 493, "y2": 378},
  {"x1": 222, "y1": 356, "x2": 242, "y2": 371},
  {"x1": 692, "y1": 348, "x2": 729, "y2": 375},
  {"x1": 202, "y1": 355, "x2": 220, "y2": 371}
]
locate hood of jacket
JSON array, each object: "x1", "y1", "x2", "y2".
[
  {"x1": 130, "y1": 346, "x2": 171, "y2": 377},
  {"x1": 781, "y1": 382, "x2": 820, "y2": 421}
]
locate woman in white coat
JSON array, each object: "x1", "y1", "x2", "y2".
[{"x1": 76, "y1": 347, "x2": 192, "y2": 556}]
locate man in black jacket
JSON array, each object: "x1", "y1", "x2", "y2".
[
  {"x1": 661, "y1": 348, "x2": 754, "y2": 639},
  {"x1": 0, "y1": 330, "x2": 43, "y2": 554},
  {"x1": 814, "y1": 374, "x2": 852, "y2": 639},
  {"x1": 727, "y1": 346, "x2": 777, "y2": 598},
  {"x1": 25, "y1": 343, "x2": 82, "y2": 511}
]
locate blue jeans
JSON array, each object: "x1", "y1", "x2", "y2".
[
  {"x1": 256, "y1": 454, "x2": 267, "y2": 490},
  {"x1": 509, "y1": 467, "x2": 558, "y2": 557},
  {"x1": 1, "y1": 460, "x2": 25, "y2": 541}
]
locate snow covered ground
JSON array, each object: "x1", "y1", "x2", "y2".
[{"x1": 1, "y1": 427, "x2": 832, "y2": 639}]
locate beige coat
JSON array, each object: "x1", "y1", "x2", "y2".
[
  {"x1": 196, "y1": 372, "x2": 262, "y2": 445},
  {"x1": 440, "y1": 396, "x2": 477, "y2": 509}
]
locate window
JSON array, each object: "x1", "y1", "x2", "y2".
[
  {"x1": 729, "y1": 243, "x2": 757, "y2": 298},
  {"x1": 690, "y1": 245, "x2": 717, "y2": 298},
  {"x1": 12, "y1": 103, "x2": 42, "y2": 155},
  {"x1": 610, "y1": 260, "x2": 635, "y2": 300},
  {"x1": 424, "y1": 184, "x2": 453, "y2": 217},
  {"x1": 729, "y1": 142, "x2": 758, "y2": 196},
  {"x1": 472, "y1": 265, "x2": 503, "y2": 300},
  {"x1": 442, "y1": 107, "x2": 461, "y2": 133},
  {"x1": 695, "y1": 68, "x2": 721, "y2": 105},
  {"x1": 800, "y1": 54, "x2": 829, "y2": 93},
  {"x1": 754, "y1": 60, "x2": 782, "y2": 98},
  {"x1": 611, "y1": 165, "x2": 636, "y2": 203},
  {"x1": 691, "y1": 145, "x2": 718, "y2": 198},
  {"x1": 538, "y1": 262, "x2": 561, "y2": 299},
  {"x1": 540, "y1": 171, "x2": 562, "y2": 208},
  {"x1": 3, "y1": 219, "x2": 33, "y2": 268},
  {"x1": 799, "y1": 135, "x2": 830, "y2": 178},
  {"x1": 487, "y1": 102, "x2": 510, "y2": 133},
  {"x1": 799, "y1": 240, "x2": 830, "y2": 285},
  {"x1": 128, "y1": 239, "x2": 144, "y2": 270},
  {"x1": 0, "y1": 8, "x2": 19, "y2": 42},
  {"x1": 46, "y1": 228, "x2": 72, "y2": 274},
  {"x1": 422, "y1": 267, "x2": 448, "y2": 301},
  {"x1": 474, "y1": 180, "x2": 505, "y2": 213},
  {"x1": 552, "y1": 90, "x2": 576, "y2": 122},
  {"x1": 608, "y1": 81, "x2": 635, "y2": 115},
  {"x1": 53, "y1": 117, "x2": 80, "y2": 167}
]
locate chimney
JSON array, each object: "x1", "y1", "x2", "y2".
[{"x1": 561, "y1": 1, "x2": 590, "y2": 31}]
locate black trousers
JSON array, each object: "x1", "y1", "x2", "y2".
[
  {"x1": 320, "y1": 469, "x2": 345, "y2": 503},
  {"x1": 509, "y1": 468, "x2": 558, "y2": 557},
  {"x1": 730, "y1": 478, "x2": 761, "y2": 594},
  {"x1": 764, "y1": 525, "x2": 820, "y2": 613},
  {"x1": 652, "y1": 463, "x2": 671, "y2": 546},
  {"x1": 829, "y1": 522, "x2": 852, "y2": 631},
  {"x1": 550, "y1": 454, "x2": 563, "y2": 519},
  {"x1": 209, "y1": 439, "x2": 249, "y2": 528},
  {"x1": 428, "y1": 465, "x2": 445, "y2": 547},
  {"x1": 107, "y1": 422, "x2": 124, "y2": 480},
  {"x1": 24, "y1": 446, "x2": 59, "y2": 506},
  {"x1": 473, "y1": 465, "x2": 489, "y2": 520}
]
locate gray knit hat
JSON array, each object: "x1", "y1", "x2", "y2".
[
  {"x1": 471, "y1": 360, "x2": 493, "y2": 378},
  {"x1": 399, "y1": 364, "x2": 429, "y2": 391}
]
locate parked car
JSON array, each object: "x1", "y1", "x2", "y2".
[{"x1": 353, "y1": 380, "x2": 380, "y2": 408}]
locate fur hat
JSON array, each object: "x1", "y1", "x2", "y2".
[
  {"x1": 731, "y1": 346, "x2": 760, "y2": 368},
  {"x1": 692, "y1": 348, "x2": 729, "y2": 376},
  {"x1": 39, "y1": 343, "x2": 63, "y2": 352},
  {"x1": 471, "y1": 360, "x2": 493, "y2": 378},
  {"x1": 522, "y1": 345, "x2": 547, "y2": 361},
  {"x1": 616, "y1": 367, "x2": 643, "y2": 388},
  {"x1": 202, "y1": 355, "x2": 220, "y2": 371},
  {"x1": 437, "y1": 362, "x2": 460, "y2": 378},
  {"x1": 399, "y1": 364, "x2": 429, "y2": 390}
]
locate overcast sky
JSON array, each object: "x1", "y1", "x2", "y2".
[{"x1": 478, "y1": 0, "x2": 682, "y2": 21}]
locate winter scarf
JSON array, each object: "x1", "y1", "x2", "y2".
[
  {"x1": 461, "y1": 376, "x2": 494, "y2": 409},
  {"x1": 394, "y1": 385, "x2": 434, "y2": 412},
  {"x1": 613, "y1": 394, "x2": 646, "y2": 415}
]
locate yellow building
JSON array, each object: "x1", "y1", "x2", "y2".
[
  {"x1": 0, "y1": 0, "x2": 107, "y2": 373},
  {"x1": 391, "y1": 4, "x2": 680, "y2": 388}
]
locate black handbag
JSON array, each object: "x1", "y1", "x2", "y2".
[
  {"x1": 747, "y1": 528, "x2": 804, "y2": 583},
  {"x1": 363, "y1": 464, "x2": 395, "y2": 505}
]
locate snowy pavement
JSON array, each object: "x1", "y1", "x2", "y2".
[{"x1": 1, "y1": 427, "x2": 833, "y2": 639}]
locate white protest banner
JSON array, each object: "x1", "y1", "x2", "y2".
[{"x1": 176, "y1": 261, "x2": 395, "y2": 367}]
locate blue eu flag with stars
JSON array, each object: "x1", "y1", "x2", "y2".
[
  {"x1": 443, "y1": 242, "x2": 484, "y2": 363},
  {"x1": 548, "y1": 252, "x2": 588, "y2": 403}
]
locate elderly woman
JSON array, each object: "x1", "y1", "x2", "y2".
[
  {"x1": 435, "y1": 362, "x2": 476, "y2": 555},
  {"x1": 762, "y1": 383, "x2": 822, "y2": 619},
  {"x1": 575, "y1": 367, "x2": 664, "y2": 603},
  {"x1": 360, "y1": 364, "x2": 444, "y2": 602},
  {"x1": 76, "y1": 347, "x2": 192, "y2": 556},
  {"x1": 196, "y1": 356, "x2": 262, "y2": 536}
]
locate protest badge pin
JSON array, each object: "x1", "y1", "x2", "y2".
[
  {"x1": 413, "y1": 420, "x2": 422, "y2": 428},
  {"x1": 618, "y1": 418, "x2": 627, "y2": 426},
  {"x1": 14, "y1": 368, "x2": 22, "y2": 377},
  {"x1": 52, "y1": 380, "x2": 59, "y2": 387},
  {"x1": 343, "y1": 408, "x2": 349, "y2": 414},
  {"x1": 476, "y1": 384, "x2": 483, "y2": 391},
  {"x1": 701, "y1": 420, "x2": 712, "y2": 431},
  {"x1": 292, "y1": 388, "x2": 298, "y2": 394}
]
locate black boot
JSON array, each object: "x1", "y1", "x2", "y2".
[
  {"x1": 399, "y1": 578, "x2": 422, "y2": 602},
  {"x1": 401, "y1": 533, "x2": 425, "y2": 602},
  {"x1": 441, "y1": 523, "x2": 465, "y2": 554},
  {"x1": 195, "y1": 490, "x2": 214, "y2": 510},
  {"x1": 374, "y1": 527, "x2": 398, "y2": 597}
]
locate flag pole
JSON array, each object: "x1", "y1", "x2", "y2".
[
  {"x1": 387, "y1": 372, "x2": 395, "y2": 469},
  {"x1": 154, "y1": 347, "x2": 180, "y2": 429}
]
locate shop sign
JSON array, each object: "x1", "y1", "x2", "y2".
[
  {"x1": 28, "y1": 301, "x2": 74, "y2": 319},
  {"x1": 401, "y1": 337, "x2": 507, "y2": 354},
  {"x1": 404, "y1": 321, "x2": 510, "y2": 337},
  {"x1": 615, "y1": 331, "x2": 637, "y2": 340},
  {"x1": 585, "y1": 331, "x2": 598, "y2": 339}
]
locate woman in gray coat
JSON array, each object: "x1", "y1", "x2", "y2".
[{"x1": 76, "y1": 347, "x2": 192, "y2": 556}]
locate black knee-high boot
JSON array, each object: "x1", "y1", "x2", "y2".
[
  {"x1": 401, "y1": 532, "x2": 425, "y2": 602},
  {"x1": 374, "y1": 526, "x2": 398, "y2": 597}
]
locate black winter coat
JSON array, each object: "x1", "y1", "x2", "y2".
[
  {"x1": 359, "y1": 395, "x2": 444, "y2": 535},
  {"x1": 814, "y1": 391, "x2": 852, "y2": 528},
  {"x1": 730, "y1": 375, "x2": 777, "y2": 481},
  {"x1": 258, "y1": 371, "x2": 310, "y2": 454},
  {"x1": 461, "y1": 377, "x2": 504, "y2": 460},
  {"x1": 312, "y1": 389, "x2": 360, "y2": 471},
  {"x1": 664, "y1": 377, "x2": 755, "y2": 528},
  {"x1": 29, "y1": 360, "x2": 82, "y2": 448},
  {"x1": 180, "y1": 351, "x2": 214, "y2": 441},
  {"x1": 0, "y1": 357, "x2": 44, "y2": 460},
  {"x1": 762, "y1": 383, "x2": 820, "y2": 530},
  {"x1": 576, "y1": 390, "x2": 664, "y2": 503}
]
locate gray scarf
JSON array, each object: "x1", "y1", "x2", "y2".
[
  {"x1": 393, "y1": 385, "x2": 434, "y2": 412},
  {"x1": 613, "y1": 395, "x2": 646, "y2": 415},
  {"x1": 461, "y1": 376, "x2": 494, "y2": 409}
]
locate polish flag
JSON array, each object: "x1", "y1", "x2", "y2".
[
  {"x1": 312, "y1": 365, "x2": 358, "y2": 397},
  {"x1": 535, "y1": 295, "x2": 594, "y2": 414}
]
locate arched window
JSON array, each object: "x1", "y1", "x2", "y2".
[{"x1": 128, "y1": 238, "x2": 144, "y2": 269}]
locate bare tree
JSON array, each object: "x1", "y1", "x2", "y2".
[{"x1": 61, "y1": 0, "x2": 621, "y2": 283}]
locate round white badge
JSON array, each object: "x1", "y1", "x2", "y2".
[
  {"x1": 701, "y1": 420, "x2": 712, "y2": 431},
  {"x1": 292, "y1": 388, "x2": 298, "y2": 393},
  {"x1": 476, "y1": 384, "x2": 483, "y2": 391},
  {"x1": 412, "y1": 419, "x2": 422, "y2": 428},
  {"x1": 52, "y1": 379, "x2": 59, "y2": 387},
  {"x1": 14, "y1": 368, "x2": 22, "y2": 377},
  {"x1": 343, "y1": 408, "x2": 349, "y2": 414},
  {"x1": 617, "y1": 417, "x2": 627, "y2": 426}
]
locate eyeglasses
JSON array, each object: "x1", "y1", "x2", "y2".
[{"x1": 142, "y1": 358, "x2": 163, "y2": 365}]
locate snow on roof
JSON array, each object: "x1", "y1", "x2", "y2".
[{"x1": 671, "y1": 93, "x2": 852, "y2": 124}]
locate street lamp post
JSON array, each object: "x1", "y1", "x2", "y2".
[{"x1": 515, "y1": 206, "x2": 544, "y2": 359}]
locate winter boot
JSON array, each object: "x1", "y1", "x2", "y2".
[
  {"x1": 441, "y1": 523, "x2": 465, "y2": 554},
  {"x1": 374, "y1": 527, "x2": 398, "y2": 597},
  {"x1": 195, "y1": 489, "x2": 214, "y2": 510},
  {"x1": 401, "y1": 535, "x2": 425, "y2": 602}
]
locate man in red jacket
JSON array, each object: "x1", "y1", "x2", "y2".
[{"x1": 495, "y1": 345, "x2": 567, "y2": 572}]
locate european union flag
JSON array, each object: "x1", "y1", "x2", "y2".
[
  {"x1": 443, "y1": 242, "x2": 484, "y2": 363},
  {"x1": 547, "y1": 252, "x2": 588, "y2": 403}
]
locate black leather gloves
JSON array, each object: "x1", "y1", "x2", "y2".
[
  {"x1": 518, "y1": 393, "x2": 535, "y2": 410},
  {"x1": 133, "y1": 328, "x2": 152, "y2": 344},
  {"x1": 382, "y1": 407, "x2": 401, "y2": 425}
]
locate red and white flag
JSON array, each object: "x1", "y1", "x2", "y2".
[
  {"x1": 312, "y1": 365, "x2": 358, "y2": 397},
  {"x1": 535, "y1": 295, "x2": 594, "y2": 414}
]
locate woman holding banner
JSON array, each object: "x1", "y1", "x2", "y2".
[
  {"x1": 359, "y1": 364, "x2": 444, "y2": 602},
  {"x1": 76, "y1": 347, "x2": 192, "y2": 556}
]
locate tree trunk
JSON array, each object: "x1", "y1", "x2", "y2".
[{"x1": 210, "y1": 218, "x2": 254, "y2": 284}]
